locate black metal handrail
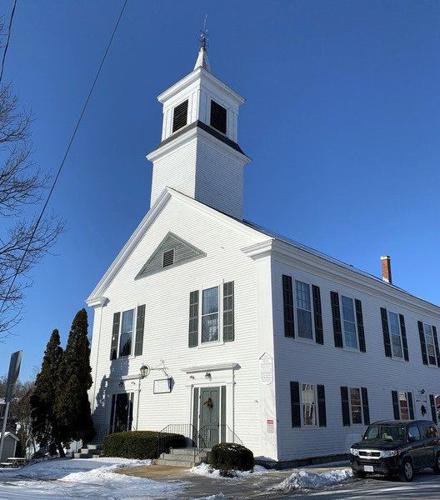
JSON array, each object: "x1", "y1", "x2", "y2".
[
  {"x1": 156, "y1": 423, "x2": 207, "y2": 457},
  {"x1": 199, "y1": 424, "x2": 243, "y2": 447}
]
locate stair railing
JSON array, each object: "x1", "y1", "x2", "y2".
[
  {"x1": 156, "y1": 423, "x2": 207, "y2": 458},
  {"x1": 198, "y1": 424, "x2": 243, "y2": 447}
]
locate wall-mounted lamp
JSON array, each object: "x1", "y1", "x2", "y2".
[
  {"x1": 140, "y1": 365, "x2": 150, "y2": 379},
  {"x1": 205, "y1": 372, "x2": 212, "y2": 380}
]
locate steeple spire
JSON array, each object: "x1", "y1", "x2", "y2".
[{"x1": 194, "y1": 15, "x2": 210, "y2": 71}]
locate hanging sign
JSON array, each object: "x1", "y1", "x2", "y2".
[{"x1": 153, "y1": 378, "x2": 172, "y2": 394}]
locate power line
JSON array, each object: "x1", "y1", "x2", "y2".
[
  {"x1": 0, "y1": 0, "x2": 17, "y2": 83},
  {"x1": 0, "y1": 0, "x2": 128, "y2": 317}
]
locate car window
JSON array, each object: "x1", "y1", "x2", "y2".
[
  {"x1": 426, "y1": 424, "x2": 438, "y2": 438},
  {"x1": 364, "y1": 425, "x2": 405, "y2": 442},
  {"x1": 408, "y1": 424, "x2": 421, "y2": 441}
]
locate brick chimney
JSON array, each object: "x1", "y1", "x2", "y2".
[{"x1": 381, "y1": 256, "x2": 392, "y2": 284}]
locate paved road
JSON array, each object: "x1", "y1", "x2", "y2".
[{"x1": 176, "y1": 470, "x2": 440, "y2": 499}]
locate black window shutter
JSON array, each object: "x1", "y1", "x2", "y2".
[
  {"x1": 380, "y1": 308, "x2": 392, "y2": 358},
  {"x1": 317, "y1": 384, "x2": 327, "y2": 427},
  {"x1": 223, "y1": 281, "x2": 235, "y2": 342},
  {"x1": 361, "y1": 387, "x2": 370, "y2": 425},
  {"x1": 134, "y1": 305, "x2": 146, "y2": 356},
  {"x1": 109, "y1": 394, "x2": 116, "y2": 433},
  {"x1": 331, "y1": 292, "x2": 343, "y2": 348},
  {"x1": 290, "y1": 381, "x2": 301, "y2": 427},
  {"x1": 355, "y1": 299, "x2": 366, "y2": 352},
  {"x1": 312, "y1": 285, "x2": 324, "y2": 345},
  {"x1": 172, "y1": 100, "x2": 188, "y2": 132},
  {"x1": 408, "y1": 392, "x2": 414, "y2": 420},
  {"x1": 110, "y1": 312, "x2": 120, "y2": 360},
  {"x1": 192, "y1": 387, "x2": 199, "y2": 442},
  {"x1": 399, "y1": 314, "x2": 409, "y2": 362},
  {"x1": 283, "y1": 275, "x2": 295, "y2": 338},
  {"x1": 392, "y1": 390, "x2": 400, "y2": 419},
  {"x1": 432, "y1": 326, "x2": 440, "y2": 367},
  {"x1": 340, "y1": 386, "x2": 350, "y2": 426},
  {"x1": 188, "y1": 291, "x2": 199, "y2": 348},
  {"x1": 418, "y1": 321, "x2": 428, "y2": 365},
  {"x1": 430, "y1": 394, "x2": 438, "y2": 424}
]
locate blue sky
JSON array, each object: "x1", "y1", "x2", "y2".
[{"x1": 1, "y1": 0, "x2": 439, "y2": 380}]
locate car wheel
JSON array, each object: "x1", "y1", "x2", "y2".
[
  {"x1": 433, "y1": 453, "x2": 440, "y2": 474},
  {"x1": 353, "y1": 470, "x2": 366, "y2": 479},
  {"x1": 399, "y1": 459, "x2": 414, "y2": 482}
]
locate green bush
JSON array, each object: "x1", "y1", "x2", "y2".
[
  {"x1": 102, "y1": 431, "x2": 186, "y2": 459},
  {"x1": 209, "y1": 443, "x2": 255, "y2": 472}
]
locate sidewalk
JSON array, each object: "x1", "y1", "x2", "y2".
[{"x1": 116, "y1": 461, "x2": 353, "y2": 498}]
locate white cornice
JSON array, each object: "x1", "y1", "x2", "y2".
[
  {"x1": 242, "y1": 239, "x2": 440, "y2": 317},
  {"x1": 158, "y1": 67, "x2": 244, "y2": 105},
  {"x1": 181, "y1": 362, "x2": 241, "y2": 373},
  {"x1": 147, "y1": 125, "x2": 250, "y2": 164},
  {"x1": 87, "y1": 296, "x2": 109, "y2": 308}
]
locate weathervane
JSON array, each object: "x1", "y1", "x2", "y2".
[{"x1": 200, "y1": 14, "x2": 208, "y2": 50}]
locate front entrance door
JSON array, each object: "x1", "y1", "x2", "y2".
[
  {"x1": 109, "y1": 392, "x2": 134, "y2": 433},
  {"x1": 199, "y1": 387, "x2": 220, "y2": 448}
]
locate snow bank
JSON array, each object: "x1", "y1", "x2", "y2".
[
  {"x1": 190, "y1": 462, "x2": 267, "y2": 479},
  {"x1": 0, "y1": 457, "x2": 182, "y2": 498},
  {"x1": 273, "y1": 467, "x2": 353, "y2": 492}
]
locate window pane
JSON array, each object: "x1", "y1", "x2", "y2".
[
  {"x1": 350, "y1": 388, "x2": 362, "y2": 424},
  {"x1": 119, "y1": 309, "x2": 134, "y2": 357},
  {"x1": 301, "y1": 384, "x2": 317, "y2": 426},
  {"x1": 203, "y1": 287, "x2": 219, "y2": 315},
  {"x1": 202, "y1": 314, "x2": 218, "y2": 342},
  {"x1": 389, "y1": 312, "x2": 403, "y2": 358},
  {"x1": 202, "y1": 287, "x2": 219, "y2": 343},
  {"x1": 341, "y1": 296, "x2": 358, "y2": 349},
  {"x1": 296, "y1": 281, "x2": 313, "y2": 339},
  {"x1": 424, "y1": 324, "x2": 437, "y2": 365},
  {"x1": 399, "y1": 391, "x2": 409, "y2": 420}
]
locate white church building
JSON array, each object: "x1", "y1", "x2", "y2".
[{"x1": 87, "y1": 42, "x2": 440, "y2": 464}]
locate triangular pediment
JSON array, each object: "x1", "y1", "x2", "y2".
[{"x1": 135, "y1": 231, "x2": 206, "y2": 280}]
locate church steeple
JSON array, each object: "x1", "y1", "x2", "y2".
[{"x1": 147, "y1": 35, "x2": 250, "y2": 219}]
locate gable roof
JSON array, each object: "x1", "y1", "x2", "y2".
[{"x1": 87, "y1": 187, "x2": 439, "y2": 315}]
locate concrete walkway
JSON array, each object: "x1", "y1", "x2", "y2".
[{"x1": 117, "y1": 462, "x2": 352, "y2": 499}]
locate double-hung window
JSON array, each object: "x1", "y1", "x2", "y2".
[
  {"x1": 341, "y1": 386, "x2": 370, "y2": 426},
  {"x1": 201, "y1": 287, "x2": 219, "y2": 343},
  {"x1": 296, "y1": 281, "x2": 313, "y2": 340},
  {"x1": 188, "y1": 282, "x2": 235, "y2": 347},
  {"x1": 301, "y1": 384, "x2": 317, "y2": 426},
  {"x1": 424, "y1": 323, "x2": 437, "y2": 365},
  {"x1": 119, "y1": 309, "x2": 134, "y2": 357},
  {"x1": 389, "y1": 312, "x2": 403, "y2": 358},
  {"x1": 398, "y1": 392, "x2": 410, "y2": 420},
  {"x1": 341, "y1": 296, "x2": 358, "y2": 349},
  {"x1": 350, "y1": 388, "x2": 362, "y2": 424}
]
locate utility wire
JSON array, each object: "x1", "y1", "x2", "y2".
[
  {"x1": 0, "y1": 0, "x2": 128, "y2": 316},
  {"x1": 0, "y1": 0, "x2": 18, "y2": 83}
]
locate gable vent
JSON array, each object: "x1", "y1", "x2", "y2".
[
  {"x1": 172, "y1": 100, "x2": 188, "y2": 133},
  {"x1": 210, "y1": 100, "x2": 227, "y2": 134},
  {"x1": 162, "y1": 249, "x2": 174, "y2": 267}
]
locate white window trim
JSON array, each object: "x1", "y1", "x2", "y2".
[
  {"x1": 117, "y1": 307, "x2": 138, "y2": 359},
  {"x1": 294, "y1": 280, "x2": 315, "y2": 342},
  {"x1": 300, "y1": 383, "x2": 319, "y2": 428},
  {"x1": 397, "y1": 391, "x2": 411, "y2": 420},
  {"x1": 348, "y1": 387, "x2": 364, "y2": 425},
  {"x1": 388, "y1": 311, "x2": 404, "y2": 359},
  {"x1": 423, "y1": 323, "x2": 438, "y2": 366},
  {"x1": 340, "y1": 294, "x2": 360, "y2": 352}
]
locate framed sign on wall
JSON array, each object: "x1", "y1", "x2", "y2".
[{"x1": 153, "y1": 378, "x2": 173, "y2": 394}]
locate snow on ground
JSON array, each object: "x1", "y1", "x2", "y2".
[
  {"x1": 0, "y1": 457, "x2": 183, "y2": 499},
  {"x1": 190, "y1": 462, "x2": 267, "y2": 479},
  {"x1": 272, "y1": 467, "x2": 353, "y2": 492}
]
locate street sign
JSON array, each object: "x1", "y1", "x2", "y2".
[{"x1": 5, "y1": 351, "x2": 22, "y2": 402}]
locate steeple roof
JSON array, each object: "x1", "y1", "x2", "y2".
[{"x1": 194, "y1": 46, "x2": 210, "y2": 71}]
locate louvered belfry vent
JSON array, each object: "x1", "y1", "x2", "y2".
[
  {"x1": 210, "y1": 100, "x2": 227, "y2": 134},
  {"x1": 172, "y1": 100, "x2": 188, "y2": 132}
]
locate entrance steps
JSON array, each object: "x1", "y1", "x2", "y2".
[
  {"x1": 155, "y1": 447, "x2": 210, "y2": 467},
  {"x1": 73, "y1": 443, "x2": 102, "y2": 459}
]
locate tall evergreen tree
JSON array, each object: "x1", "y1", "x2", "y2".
[
  {"x1": 55, "y1": 309, "x2": 95, "y2": 445},
  {"x1": 30, "y1": 329, "x2": 64, "y2": 456}
]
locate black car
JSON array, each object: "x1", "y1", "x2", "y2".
[{"x1": 350, "y1": 420, "x2": 440, "y2": 481}]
